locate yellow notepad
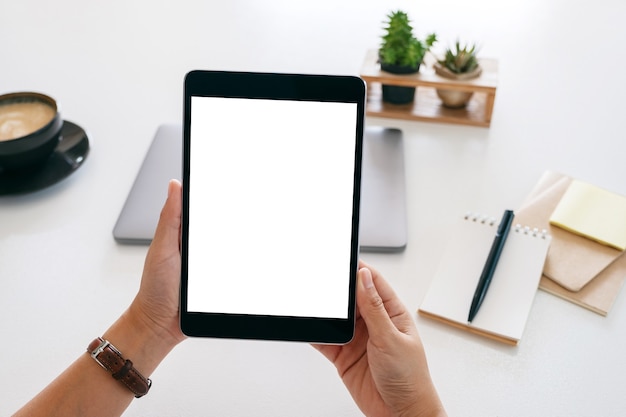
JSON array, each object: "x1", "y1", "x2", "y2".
[
  {"x1": 549, "y1": 180, "x2": 626, "y2": 251},
  {"x1": 419, "y1": 213, "x2": 552, "y2": 345}
]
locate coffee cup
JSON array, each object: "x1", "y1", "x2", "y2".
[{"x1": 0, "y1": 92, "x2": 63, "y2": 172}]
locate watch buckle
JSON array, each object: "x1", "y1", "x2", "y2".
[{"x1": 90, "y1": 339, "x2": 116, "y2": 369}]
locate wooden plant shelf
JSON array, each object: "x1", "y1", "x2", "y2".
[{"x1": 360, "y1": 49, "x2": 498, "y2": 127}]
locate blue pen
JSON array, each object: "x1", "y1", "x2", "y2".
[{"x1": 468, "y1": 209, "x2": 515, "y2": 323}]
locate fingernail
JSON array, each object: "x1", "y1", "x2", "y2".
[
  {"x1": 167, "y1": 179, "x2": 174, "y2": 198},
  {"x1": 360, "y1": 267, "x2": 374, "y2": 289}
]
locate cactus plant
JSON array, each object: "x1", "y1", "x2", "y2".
[
  {"x1": 379, "y1": 10, "x2": 437, "y2": 70},
  {"x1": 378, "y1": 10, "x2": 437, "y2": 104}
]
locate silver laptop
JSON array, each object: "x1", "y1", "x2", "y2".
[{"x1": 113, "y1": 124, "x2": 407, "y2": 252}]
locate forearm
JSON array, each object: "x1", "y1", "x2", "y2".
[{"x1": 13, "y1": 305, "x2": 179, "y2": 417}]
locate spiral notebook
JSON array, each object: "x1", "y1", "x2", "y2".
[{"x1": 419, "y1": 213, "x2": 552, "y2": 345}]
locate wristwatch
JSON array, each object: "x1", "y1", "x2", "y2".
[{"x1": 87, "y1": 337, "x2": 152, "y2": 398}]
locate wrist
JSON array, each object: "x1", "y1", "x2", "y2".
[
  {"x1": 102, "y1": 305, "x2": 182, "y2": 378},
  {"x1": 87, "y1": 337, "x2": 152, "y2": 398}
]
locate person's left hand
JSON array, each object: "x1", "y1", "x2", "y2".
[{"x1": 129, "y1": 179, "x2": 187, "y2": 347}]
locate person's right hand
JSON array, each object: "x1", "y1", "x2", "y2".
[{"x1": 314, "y1": 262, "x2": 446, "y2": 417}]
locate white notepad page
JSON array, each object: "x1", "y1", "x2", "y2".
[{"x1": 419, "y1": 214, "x2": 552, "y2": 344}]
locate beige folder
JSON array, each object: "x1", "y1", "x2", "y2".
[{"x1": 515, "y1": 171, "x2": 626, "y2": 315}]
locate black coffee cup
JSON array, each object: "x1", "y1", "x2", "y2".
[{"x1": 0, "y1": 92, "x2": 63, "y2": 172}]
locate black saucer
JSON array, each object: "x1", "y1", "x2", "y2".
[{"x1": 0, "y1": 121, "x2": 90, "y2": 195}]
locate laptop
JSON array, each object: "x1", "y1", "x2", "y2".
[{"x1": 113, "y1": 124, "x2": 407, "y2": 252}]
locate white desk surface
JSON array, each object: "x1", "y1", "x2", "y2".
[{"x1": 2, "y1": 1, "x2": 626, "y2": 416}]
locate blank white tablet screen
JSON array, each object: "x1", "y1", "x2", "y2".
[{"x1": 187, "y1": 96, "x2": 358, "y2": 319}]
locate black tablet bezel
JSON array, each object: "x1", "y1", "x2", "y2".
[{"x1": 180, "y1": 70, "x2": 366, "y2": 344}]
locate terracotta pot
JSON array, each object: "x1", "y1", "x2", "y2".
[{"x1": 433, "y1": 63, "x2": 482, "y2": 108}]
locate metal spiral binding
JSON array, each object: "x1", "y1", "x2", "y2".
[{"x1": 464, "y1": 212, "x2": 550, "y2": 239}]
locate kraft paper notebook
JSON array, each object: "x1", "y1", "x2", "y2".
[
  {"x1": 515, "y1": 171, "x2": 626, "y2": 315},
  {"x1": 418, "y1": 213, "x2": 552, "y2": 345}
]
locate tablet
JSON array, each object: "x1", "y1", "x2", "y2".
[{"x1": 180, "y1": 70, "x2": 366, "y2": 343}]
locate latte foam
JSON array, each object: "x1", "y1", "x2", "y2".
[{"x1": 0, "y1": 100, "x2": 56, "y2": 141}]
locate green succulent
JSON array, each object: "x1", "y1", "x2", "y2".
[
  {"x1": 379, "y1": 10, "x2": 437, "y2": 68},
  {"x1": 439, "y1": 41, "x2": 480, "y2": 74}
]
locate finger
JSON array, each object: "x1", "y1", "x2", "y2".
[
  {"x1": 152, "y1": 179, "x2": 182, "y2": 248},
  {"x1": 360, "y1": 262, "x2": 413, "y2": 327},
  {"x1": 359, "y1": 261, "x2": 398, "y2": 302},
  {"x1": 356, "y1": 267, "x2": 397, "y2": 341}
]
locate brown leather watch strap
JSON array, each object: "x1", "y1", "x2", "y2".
[{"x1": 87, "y1": 337, "x2": 152, "y2": 398}]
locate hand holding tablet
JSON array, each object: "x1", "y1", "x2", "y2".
[
  {"x1": 180, "y1": 71, "x2": 366, "y2": 343},
  {"x1": 13, "y1": 73, "x2": 447, "y2": 417}
]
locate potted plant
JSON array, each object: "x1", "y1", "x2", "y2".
[
  {"x1": 379, "y1": 10, "x2": 437, "y2": 104},
  {"x1": 433, "y1": 41, "x2": 482, "y2": 108}
]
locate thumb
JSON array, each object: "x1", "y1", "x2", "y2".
[
  {"x1": 357, "y1": 267, "x2": 396, "y2": 340},
  {"x1": 152, "y1": 179, "x2": 182, "y2": 248}
]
